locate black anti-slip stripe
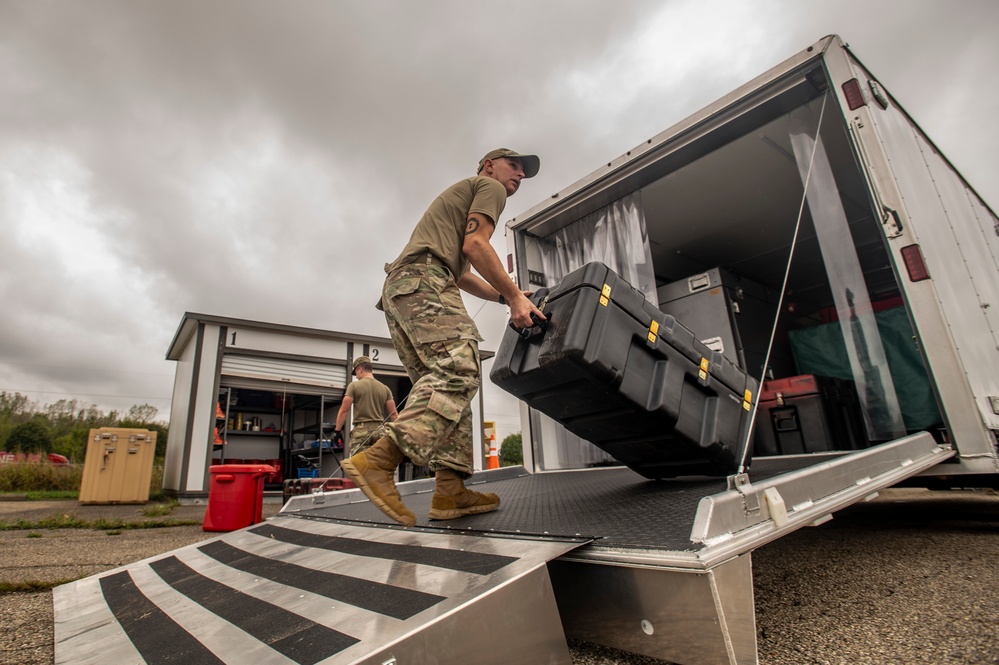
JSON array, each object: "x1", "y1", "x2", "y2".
[
  {"x1": 250, "y1": 523, "x2": 517, "y2": 575},
  {"x1": 149, "y1": 556, "x2": 357, "y2": 665},
  {"x1": 198, "y1": 540, "x2": 444, "y2": 620},
  {"x1": 100, "y1": 571, "x2": 225, "y2": 665}
]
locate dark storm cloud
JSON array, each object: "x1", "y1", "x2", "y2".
[{"x1": 0, "y1": 0, "x2": 996, "y2": 418}]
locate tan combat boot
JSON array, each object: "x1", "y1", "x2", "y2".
[
  {"x1": 428, "y1": 468, "x2": 500, "y2": 520},
  {"x1": 341, "y1": 436, "x2": 416, "y2": 527}
]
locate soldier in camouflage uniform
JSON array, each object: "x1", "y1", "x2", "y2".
[
  {"x1": 342, "y1": 149, "x2": 545, "y2": 527},
  {"x1": 334, "y1": 356, "x2": 397, "y2": 456}
]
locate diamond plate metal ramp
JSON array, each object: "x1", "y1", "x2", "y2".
[{"x1": 53, "y1": 515, "x2": 590, "y2": 665}]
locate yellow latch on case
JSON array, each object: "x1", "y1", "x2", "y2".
[
  {"x1": 599, "y1": 283, "x2": 611, "y2": 307},
  {"x1": 743, "y1": 389, "x2": 753, "y2": 411},
  {"x1": 647, "y1": 320, "x2": 659, "y2": 343},
  {"x1": 698, "y1": 357, "x2": 709, "y2": 381}
]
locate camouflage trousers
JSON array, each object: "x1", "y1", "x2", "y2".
[
  {"x1": 381, "y1": 263, "x2": 482, "y2": 478},
  {"x1": 347, "y1": 421, "x2": 387, "y2": 457}
]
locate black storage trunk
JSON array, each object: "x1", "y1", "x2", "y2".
[
  {"x1": 753, "y1": 374, "x2": 869, "y2": 456},
  {"x1": 490, "y1": 262, "x2": 759, "y2": 478}
]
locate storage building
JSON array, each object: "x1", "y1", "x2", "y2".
[{"x1": 163, "y1": 313, "x2": 491, "y2": 502}]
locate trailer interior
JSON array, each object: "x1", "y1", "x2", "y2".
[{"x1": 513, "y1": 59, "x2": 945, "y2": 472}]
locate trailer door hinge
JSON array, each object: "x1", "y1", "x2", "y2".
[
  {"x1": 727, "y1": 473, "x2": 760, "y2": 515},
  {"x1": 882, "y1": 206, "x2": 903, "y2": 237},
  {"x1": 868, "y1": 80, "x2": 890, "y2": 109}
]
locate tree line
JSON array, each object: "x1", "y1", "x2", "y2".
[{"x1": 0, "y1": 392, "x2": 169, "y2": 461}]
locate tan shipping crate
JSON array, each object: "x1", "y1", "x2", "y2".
[{"x1": 79, "y1": 428, "x2": 157, "y2": 504}]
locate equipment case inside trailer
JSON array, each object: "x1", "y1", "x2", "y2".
[
  {"x1": 753, "y1": 374, "x2": 868, "y2": 456},
  {"x1": 656, "y1": 267, "x2": 796, "y2": 379},
  {"x1": 491, "y1": 261, "x2": 758, "y2": 478}
]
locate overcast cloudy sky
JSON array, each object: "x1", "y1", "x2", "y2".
[{"x1": 2, "y1": 0, "x2": 997, "y2": 439}]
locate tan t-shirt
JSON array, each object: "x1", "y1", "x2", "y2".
[
  {"x1": 345, "y1": 376, "x2": 393, "y2": 424},
  {"x1": 386, "y1": 176, "x2": 507, "y2": 278}
]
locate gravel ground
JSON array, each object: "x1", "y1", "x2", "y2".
[{"x1": 1, "y1": 488, "x2": 997, "y2": 665}]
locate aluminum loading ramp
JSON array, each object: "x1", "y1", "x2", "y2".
[{"x1": 53, "y1": 517, "x2": 589, "y2": 665}]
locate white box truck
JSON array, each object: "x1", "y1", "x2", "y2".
[{"x1": 54, "y1": 35, "x2": 997, "y2": 665}]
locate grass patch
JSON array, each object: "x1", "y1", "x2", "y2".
[
  {"x1": 0, "y1": 580, "x2": 78, "y2": 594},
  {"x1": 0, "y1": 515, "x2": 201, "y2": 531},
  {"x1": 142, "y1": 499, "x2": 179, "y2": 517},
  {"x1": 0, "y1": 462, "x2": 165, "y2": 497},
  {"x1": 105, "y1": 530, "x2": 122, "y2": 536},
  {"x1": 26, "y1": 532, "x2": 42, "y2": 538},
  {"x1": 0, "y1": 463, "x2": 83, "y2": 493},
  {"x1": 24, "y1": 490, "x2": 79, "y2": 501},
  {"x1": 3, "y1": 514, "x2": 88, "y2": 529}
]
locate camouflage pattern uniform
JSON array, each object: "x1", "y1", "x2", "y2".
[
  {"x1": 381, "y1": 260, "x2": 482, "y2": 477},
  {"x1": 348, "y1": 421, "x2": 387, "y2": 456}
]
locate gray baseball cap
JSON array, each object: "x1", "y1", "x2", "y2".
[{"x1": 477, "y1": 148, "x2": 540, "y2": 178}]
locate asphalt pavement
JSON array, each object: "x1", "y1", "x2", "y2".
[{"x1": 1, "y1": 488, "x2": 997, "y2": 665}]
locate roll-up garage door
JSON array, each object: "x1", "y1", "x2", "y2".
[{"x1": 221, "y1": 355, "x2": 347, "y2": 398}]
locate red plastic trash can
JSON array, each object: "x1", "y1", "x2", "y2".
[{"x1": 203, "y1": 464, "x2": 275, "y2": 532}]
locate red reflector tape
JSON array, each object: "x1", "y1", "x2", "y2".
[
  {"x1": 842, "y1": 78, "x2": 866, "y2": 110},
  {"x1": 901, "y1": 244, "x2": 930, "y2": 282}
]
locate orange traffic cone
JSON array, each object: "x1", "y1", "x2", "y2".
[
  {"x1": 213, "y1": 428, "x2": 224, "y2": 445},
  {"x1": 216, "y1": 402, "x2": 226, "y2": 420},
  {"x1": 487, "y1": 432, "x2": 500, "y2": 469}
]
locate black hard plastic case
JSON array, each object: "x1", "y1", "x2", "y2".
[{"x1": 490, "y1": 262, "x2": 758, "y2": 478}]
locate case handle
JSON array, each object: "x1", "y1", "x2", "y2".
[{"x1": 509, "y1": 312, "x2": 550, "y2": 340}]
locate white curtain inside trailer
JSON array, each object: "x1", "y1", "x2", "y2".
[
  {"x1": 535, "y1": 191, "x2": 656, "y2": 469},
  {"x1": 539, "y1": 191, "x2": 658, "y2": 305}
]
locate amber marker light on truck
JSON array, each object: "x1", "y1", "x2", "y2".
[
  {"x1": 901, "y1": 244, "x2": 931, "y2": 282},
  {"x1": 842, "y1": 78, "x2": 866, "y2": 110}
]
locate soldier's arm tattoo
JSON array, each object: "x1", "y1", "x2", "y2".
[{"x1": 465, "y1": 217, "x2": 480, "y2": 235}]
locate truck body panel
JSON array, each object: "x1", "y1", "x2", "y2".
[{"x1": 834, "y1": 46, "x2": 999, "y2": 460}]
